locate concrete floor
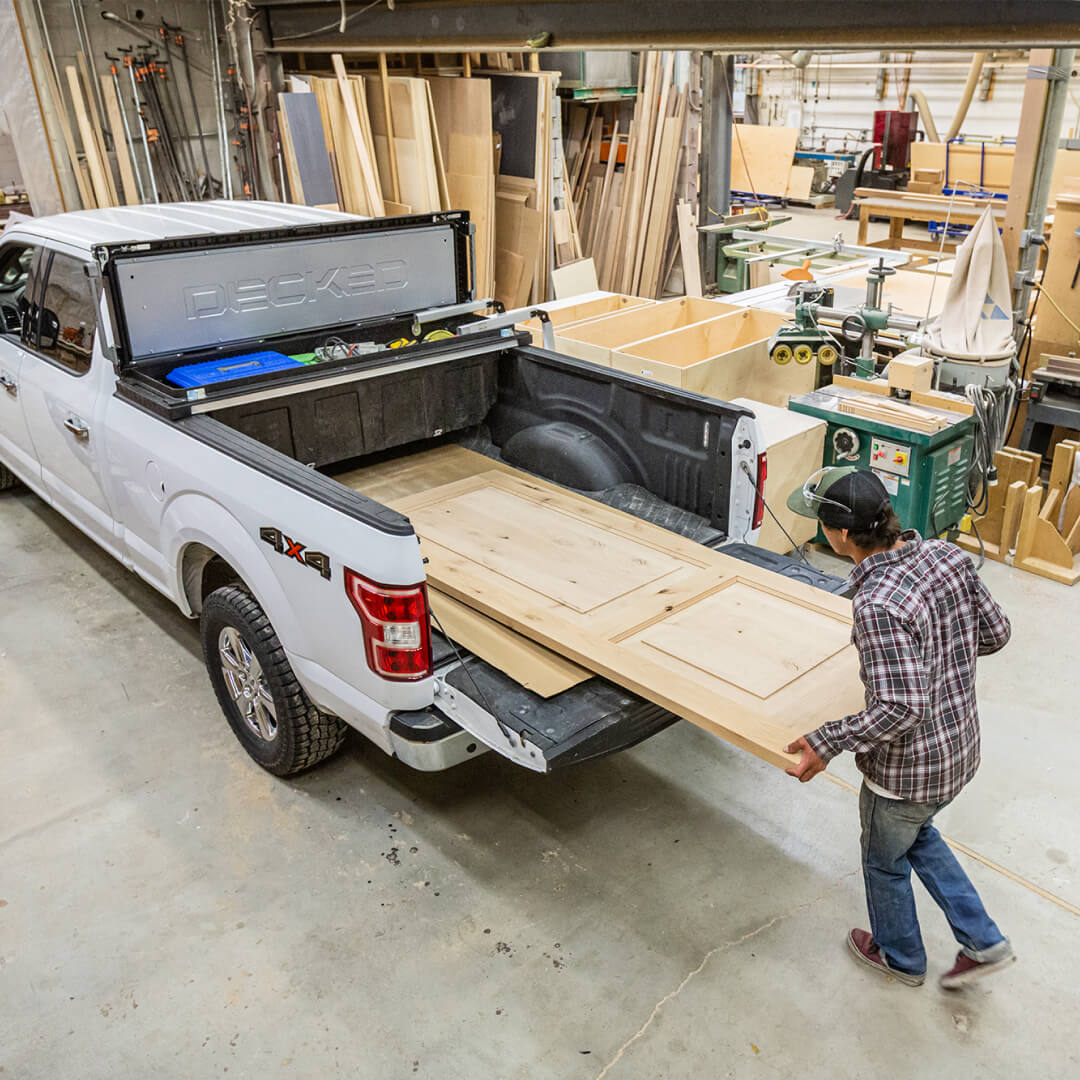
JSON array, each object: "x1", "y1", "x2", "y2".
[{"x1": 2, "y1": 416, "x2": 1079, "y2": 1075}]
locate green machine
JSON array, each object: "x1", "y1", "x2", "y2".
[{"x1": 788, "y1": 386, "x2": 976, "y2": 539}]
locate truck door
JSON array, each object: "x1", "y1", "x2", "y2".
[
  {"x1": 0, "y1": 241, "x2": 45, "y2": 488},
  {"x1": 17, "y1": 248, "x2": 121, "y2": 556}
]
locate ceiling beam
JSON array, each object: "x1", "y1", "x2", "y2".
[{"x1": 262, "y1": 1, "x2": 1080, "y2": 52}]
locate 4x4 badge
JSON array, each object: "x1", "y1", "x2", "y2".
[{"x1": 259, "y1": 526, "x2": 331, "y2": 580}]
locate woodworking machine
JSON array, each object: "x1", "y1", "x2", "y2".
[{"x1": 789, "y1": 385, "x2": 976, "y2": 540}]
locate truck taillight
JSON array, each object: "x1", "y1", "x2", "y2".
[
  {"x1": 344, "y1": 569, "x2": 432, "y2": 681},
  {"x1": 752, "y1": 451, "x2": 768, "y2": 531}
]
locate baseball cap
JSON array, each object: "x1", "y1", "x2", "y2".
[{"x1": 787, "y1": 466, "x2": 893, "y2": 530}]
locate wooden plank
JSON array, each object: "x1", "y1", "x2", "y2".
[
  {"x1": 395, "y1": 470, "x2": 865, "y2": 770},
  {"x1": 430, "y1": 590, "x2": 590, "y2": 697},
  {"x1": 378, "y1": 53, "x2": 401, "y2": 202},
  {"x1": 331, "y1": 55, "x2": 385, "y2": 215},
  {"x1": 677, "y1": 200, "x2": 702, "y2": 297},
  {"x1": 65, "y1": 65, "x2": 112, "y2": 207},
  {"x1": 730, "y1": 125, "x2": 798, "y2": 198},
  {"x1": 78, "y1": 53, "x2": 117, "y2": 206},
  {"x1": 100, "y1": 75, "x2": 139, "y2": 205},
  {"x1": 785, "y1": 164, "x2": 815, "y2": 201},
  {"x1": 494, "y1": 194, "x2": 543, "y2": 309},
  {"x1": 427, "y1": 76, "x2": 495, "y2": 296},
  {"x1": 40, "y1": 51, "x2": 95, "y2": 209}
]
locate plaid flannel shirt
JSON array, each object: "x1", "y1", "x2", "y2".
[{"x1": 805, "y1": 532, "x2": 1011, "y2": 803}]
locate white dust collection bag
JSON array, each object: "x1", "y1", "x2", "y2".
[{"x1": 924, "y1": 202, "x2": 1015, "y2": 361}]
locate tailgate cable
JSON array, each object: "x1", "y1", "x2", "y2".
[
  {"x1": 428, "y1": 607, "x2": 517, "y2": 745},
  {"x1": 739, "y1": 460, "x2": 814, "y2": 567}
]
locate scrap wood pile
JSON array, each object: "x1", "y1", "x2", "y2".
[
  {"x1": 563, "y1": 53, "x2": 695, "y2": 298},
  {"x1": 277, "y1": 55, "x2": 559, "y2": 307}
]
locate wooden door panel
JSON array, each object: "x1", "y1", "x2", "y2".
[{"x1": 397, "y1": 470, "x2": 865, "y2": 768}]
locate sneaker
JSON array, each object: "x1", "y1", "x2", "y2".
[
  {"x1": 847, "y1": 928, "x2": 926, "y2": 987},
  {"x1": 939, "y1": 949, "x2": 1016, "y2": 990}
]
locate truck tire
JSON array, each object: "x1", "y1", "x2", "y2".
[
  {"x1": 0, "y1": 462, "x2": 16, "y2": 491},
  {"x1": 200, "y1": 585, "x2": 347, "y2": 776}
]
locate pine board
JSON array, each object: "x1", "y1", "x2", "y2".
[{"x1": 395, "y1": 470, "x2": 864, "y2": 769}]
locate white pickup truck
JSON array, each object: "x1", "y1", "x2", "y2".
[{"x1": 0, "y1": 203, "x2": 797, "y2": 777}]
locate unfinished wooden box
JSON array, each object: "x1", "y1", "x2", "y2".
[
  {"x1": 611, "y1": 309, "x2": 811, "y2": 407},
  {"x1": 730, "y1": 398, "x2": 826, "y2": 554},
  {"x1": 553, "y1": 296, "x2": 739, "y2": 367},
  {"x1": 518, "y1": 294, "x2": 653, "y2": 346}
]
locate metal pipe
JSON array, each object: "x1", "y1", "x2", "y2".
[
  {"x1": 31, "y1": 0, "x2": 59, "y2": 83},
  {"x1": 125, "y1": 57, "x2": 159, "y2": 203},
  {"x1": 107, "y1": 61, "x2": 146, "y2": 202},
  {"x1": 70, "y1": 0, "x2": 109, "y2": 129}
]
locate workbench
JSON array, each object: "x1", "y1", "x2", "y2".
[{"x1": 853, "y1": 187, "x2": 1009, "y2": 254}]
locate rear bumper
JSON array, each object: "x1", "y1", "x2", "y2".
[{"x1": 389, "y1": 707, "x2": 491, "y2": 770}]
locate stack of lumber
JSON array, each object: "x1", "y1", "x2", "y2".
[
  {"x1": 563, "y1": 53, "x2": 691, "y2": 298},
  {"x1": 835, "y1": 394, "x2": 949, "y2": 434},
  {"x1": 1046, "y1": 354, "x2": 1080, "y2": 378},
  {"x1": 956, "y1": 445, "x2": 1080, "y2": 586},
  {"x1": 39, "y1": 53, "x2": 133, "y2": 210}
]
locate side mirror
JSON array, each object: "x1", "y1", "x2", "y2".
[{"x1": 39, "y1": 308, "x2": 59, "y2": 350}]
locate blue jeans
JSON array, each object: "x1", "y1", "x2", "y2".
[{"x1": 860, "y1": 783, "x2": 1010, "y2": 976}]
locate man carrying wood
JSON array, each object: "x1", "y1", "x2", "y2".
[{"x1": 784, "y1": 466, "x2": 1014, "y2": 990}]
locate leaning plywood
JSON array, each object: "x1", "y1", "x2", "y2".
[
  {"x1": 555, "y1": 296, "x2": 739, "y2": 367},
  {"x1": 396, "y1": 470, "x2": 864, "y2": 769},
  {"x1": 730, "y1": 125, "x2": 798, "y2": 198},
  {"x1": 612, "y1": 308, "x2": 808, "y2": 407}
]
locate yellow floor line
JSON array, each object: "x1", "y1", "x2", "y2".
[{"x1": 824, "y1": 773, "x2": 1080, "y2": 919}]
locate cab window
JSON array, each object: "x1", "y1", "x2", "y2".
[{"x1": 36, "y1": 252, "x2": 97, "y2": 375}]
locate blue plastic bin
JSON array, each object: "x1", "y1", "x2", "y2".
[{"x1": 166, "y1": 350, "x2": 303, "y2": 389}]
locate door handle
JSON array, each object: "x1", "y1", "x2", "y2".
[
  {"x1": 0, "y1": 373, "x2": 16, "y2": 397},
  {"x1": 63, "y1": 415, "x2": 90, "y2": 441}
]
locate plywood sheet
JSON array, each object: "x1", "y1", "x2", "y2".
[
  {"x1": 730, "y1": 125, "x2": 798, "y2": 198},
  {"x1": 279, "y1": 92, "x2": 338, "y2": 206},
  {"x1": 396, "y1": 471, "x2": 863, "y2": 769}
]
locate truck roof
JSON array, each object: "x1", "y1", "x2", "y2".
[{"x1": 4, "y1": 201, "x2": 355, "y2": 253}]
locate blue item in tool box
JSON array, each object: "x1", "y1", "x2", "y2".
[{"x1": 166, "y1": 351, "x2": 303, "y2": 388}]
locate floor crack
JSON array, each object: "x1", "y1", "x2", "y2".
[{"x1": 593, "y1": 871, "x2": 858, "y2": 1080}]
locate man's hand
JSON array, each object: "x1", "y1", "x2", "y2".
[{"x1": 785, "y1": 736, "x2": 827, "y2": 783}]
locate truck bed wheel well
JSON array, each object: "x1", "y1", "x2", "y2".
[{"x1": 181, "y1": 542, "x2": 243, "y2": 614}]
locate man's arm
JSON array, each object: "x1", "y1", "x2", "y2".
[
  {"x1": 802, "y1": 601, "x2": 930, "y2": 764},
  {"x1": 972, "y1": 571, "x2": 1011, "y2": 655}
]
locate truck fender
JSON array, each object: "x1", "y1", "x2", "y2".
[{"x1": 162, "y1": 492, "x2": 310, "y2": 658}]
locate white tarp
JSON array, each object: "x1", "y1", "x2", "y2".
[{"x1": 924, "y1": 203, "x2": 1014, "y2": 360}]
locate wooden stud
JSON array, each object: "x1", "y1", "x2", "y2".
[
  {"x1": 377, "y1": 53, "x2": 401, "y2": 203},
  {"x1": 330, "y1": 54, "x2": 385, "y2": 215},
  {"x1": 40, "y1": 51, "x2": 95, "y2": 209},
  {"x1": 78, "y1": 52, "x2": 118, "y2": 206},
  {"x1": 65, "y1": 65, "x2": 112, "y2": 207},
  {"x1": 100, "y1": 75, "x2": 139, "y2": 205}
]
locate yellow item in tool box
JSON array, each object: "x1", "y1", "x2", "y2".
[
  {"x1": 388, "y1": 337, "x2": 417, "y2": 349},
  {"x1": 423, "y1": 329, "x2": 455, "y2": 342}
]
